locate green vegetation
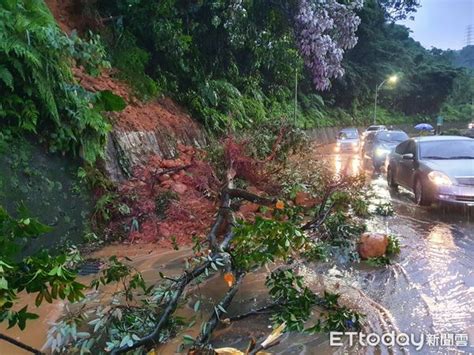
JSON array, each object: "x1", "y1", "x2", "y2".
[
  {"x1": 266, "y1": 270, "x2": 363, "y2": 332},
  {"x1": 87, "y1": 0, "x2": 472, "y2": 131},
  {"x1": 324, "y1": 0, "x2": 472, "y2": 124},
  {"x1": 0, "y1": 133, "x2": 93, "y2": 254},
  {"x1": 0, "y1": 206, "x2": 85, "y2": 330},
  {"x1": 374, "y1": 201, "x2": 395, "y2": 216},
  {"x1": 441, "y1": 45, "x2": 474, "y2": 70},
  {"x1": 0, "y1": 0, "x2": 450, "y2": 352},
  {"x1": 0, "y1": 0, "x2": 124, "y2": 163}
]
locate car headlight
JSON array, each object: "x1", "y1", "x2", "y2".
[
  {"x1": 375, "y1": 147, "x2": 390, "y2": 157},
  {"x1": 428, "y1": 171, "x2": 452, "y2": 186}
]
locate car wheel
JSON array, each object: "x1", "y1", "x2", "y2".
[
  {"x1": 414, "y1": 178, "x2": 432, "y2": 206},
  {"x1": 387, "y1": 166, "x2": 398, "y2": 190}
]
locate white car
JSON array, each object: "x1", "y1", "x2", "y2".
[
  {"x1": 362, "y1": 125, "x2": 387, "y2": 141},
  {"x1": 336, "y1": 128, "x2": 360, "y2": 152}
]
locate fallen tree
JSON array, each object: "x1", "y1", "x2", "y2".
[{"x1": 43, "y1": 135, "x2": 368, "y2": 354}]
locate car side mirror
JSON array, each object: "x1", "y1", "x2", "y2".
[{"x1": 402, "y1": 153, "x2": 414, "y2": 160}]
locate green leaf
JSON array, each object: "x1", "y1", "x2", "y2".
[
  {"x1": 94, "y1": 90, "x2": 126, "y2": 112},
  {"x1": 217, "y1": 304, "x2": 227, "y2": 313},
  {"x1": 0, "y1": 277, "x2": 8, "y2": 290},
  {"x1": 182, "y1": 334, "x2": 194, "y2": 345},
  {"x1": 35, "y1": 292, "x2": 43, "y2": 307},
  {"x1": 48, "y1": 266, "x2": 59, "y2": 276},
  {"x1": 0, "y1": 66, "x2": 13, "y2": 90},
  {"x1": 194, "y1": 300, "x2": 201, "y2": 312},
  {"x1": 119, "y1": 335, "x2": 130, "y2": 348}
]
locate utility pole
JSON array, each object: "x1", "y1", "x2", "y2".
[
  {"x1": 373, "y1": 75, "x2": 398, "y2": 125},
  {"x1": 294, "y1": 69, "x2": 298, "y2": 125},
  {"x1": 373, "y1": 83, "x2": 379, "y2": 125}
]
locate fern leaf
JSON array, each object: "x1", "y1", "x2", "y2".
[{"x1": 0, "y1": 65, "x2": 13, "y2": 90}]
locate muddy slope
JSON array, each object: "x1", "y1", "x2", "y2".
[{"x1": 45, "y1": 0, "x2": 207, "y2": 181}]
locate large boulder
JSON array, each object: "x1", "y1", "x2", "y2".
[{"x1": 358, "y1": 232, "x2": 389, "y2": 259}]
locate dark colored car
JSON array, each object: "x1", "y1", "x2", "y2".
[
  {"x1": 335, "y1": 128, "x2": 360, "y2": 152},
  {"x1": 386, "y1": 136, "x2": 474, "y2": 206},
  {"x1": 361, "y1": 125, "x2": 387, "y2": 141},
  {"x1": 362, "y1": 130, "x2": 409, "y2": 170}
]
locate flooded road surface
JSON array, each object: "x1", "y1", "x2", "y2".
[
  {"x1": 209, "y1": 145, "x2": 473, "y2": 354},
  {"x1": 1, "y1": 145, "x2": 472, "y2": 354},
  {"x1": 311, "y1": 145, "x2": 474, "y2": 354}
]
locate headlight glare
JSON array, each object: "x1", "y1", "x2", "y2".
[
  {"x1": 428, "y1": 171, "x2": 452, "y2": 186},
  {"x1": 375, "y1": 147, "x2": 390, "y2": 157}
]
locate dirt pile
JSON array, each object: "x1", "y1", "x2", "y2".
[
  {"x1": 73, "y1": 67, "x2": 207, "y2": 180},
  {"x1": 106, "y1": 137, "x2": 291, "y2": 247},
  {"x1": 108, "y1": 145, "x2": 219, "y2": 247},
  {"x1": 74, "y1": 67, "x2": 204, "y2": 136},
  {"x1": 45, "y1": 0, "x2": 206, "y2": 175},
  {"x1": 44, "y1": 0, "x2": 96, "y2": 34}
]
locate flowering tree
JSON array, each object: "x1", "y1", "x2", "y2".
[{"x1": 295, "y1": 0, "x2": 363, "y2": 90}]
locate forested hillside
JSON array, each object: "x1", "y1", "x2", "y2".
[
  {"x1": 448, "y1": 45, "x2": 474, "y2": 69},
  {"x1": 1, "y1": 0, "x2": 471, "y2": 145},
  {"x1": 325, "y1": 1, "x2": 472, "y2": 122},
  {"x1": 86, "y1": 0, "x2": 472, "y2": 128},
  {"x1": 1, "y1": 1, "x2": 474, "y2": 354}
]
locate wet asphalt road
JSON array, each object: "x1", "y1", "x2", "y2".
[{"x1": 316, "y1": 145, "x2": 474, "y2": 354}]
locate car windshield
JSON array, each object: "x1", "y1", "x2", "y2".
[
  {"x1": 420, "y1": 140, "x2": 474, "y2": 159},
  {"x1": 376, "y1": 131, "x2": 408, "y2": 143},
  {"x1": 338, "y1": 131, "x2": 358, "y2": 139}
]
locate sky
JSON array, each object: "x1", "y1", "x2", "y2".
[{"x1": 397, "y1": 0, "x2": 474, "y2": 50}]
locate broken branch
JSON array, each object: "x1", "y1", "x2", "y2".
[{"x1": 195, "y1": 271, "x2": 246, "y2": 346}]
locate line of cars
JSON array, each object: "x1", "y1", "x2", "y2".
[{"x1": 335, "y1": 125, "x2": 474, "y2": 207}]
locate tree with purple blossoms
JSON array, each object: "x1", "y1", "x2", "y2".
[
  {"x1": 295, "y1": 0, "x2": 363, "y2": 90},
  {"x1": 97, "y1": 0, "x2": 366, "y2": 130}
]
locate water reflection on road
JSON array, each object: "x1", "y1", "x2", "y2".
[
  {"x1": 212, "y1": 146, "x2": 473, "y2": 354},
  {"x1": 317, "y1": 146, "x2": 474, "y2": 354}
]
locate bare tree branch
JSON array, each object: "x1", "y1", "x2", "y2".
[
  {"x1": 0, "y1": 333, "x2": 43, "y2": 355},
  {"x1": 225, "y1": 188, "x2": 276, "y2": 206},
  {"x1": 195, "y1": 272, "x2": 246, "y2": 346},
  {"x1": 228, "y1": 302, "x2": 280, "y2": 321}
]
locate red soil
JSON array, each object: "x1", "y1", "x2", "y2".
[
  {"x1": 44, "y1": 0, "x2": 284, "y2": 248},
  {"x1": 109, "y1": 145, "x2": 220, "y2": 247},
  {"x1": 108, "y1": 140, "x2": 283, "y2": 247},
  {"x1": 73, "y1": 67, "x2": 203, "y2": 135},
  {"x1": 44, "y1": 0, "x2": 94, "y2": 34},
  {"x1": 45, "y1": 0, "x2": 202, "y2": 136}
]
